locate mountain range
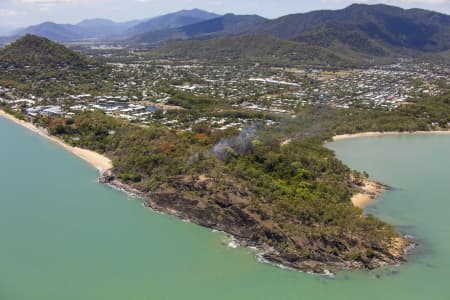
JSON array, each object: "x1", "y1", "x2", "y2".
[
  {"x1": 1, "y1": 4, "x2": 450, "y2": 65},
  {"x1": 129, "y1": 14, "x2": 267, "y2": 43},
  {"x1": 252, "y1": 4, "x2": 450, "y2": 52},
  {"x1": 3, "y1": 9, "x2": 220, "y2": 42},
  {"x1": 126, "y1": 9, "x2": 220, "y2": 37},
  {"x1": 148, "y1": 4, "x2": 450, "y2": 65}
]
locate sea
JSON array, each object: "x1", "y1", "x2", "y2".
[{"x1": 1, "y1": 115, "x2": 449, "y2": 299}]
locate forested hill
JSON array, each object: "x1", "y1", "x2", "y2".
[
  {"x1": 0, "y1": 35, "x2": 96, "y2": 68},
  {"x1": 0, "y1": 35, "x2": 110, "y2": 98},
  {"x1": 149, "y1": 35, "x2": 357, "y2": 66},
  {"x1": 251, "y1": 4, "x2": 450, "y2": 52},
  {"x1": 143, "y1": 4, "x2": 450, "y2": 65}
]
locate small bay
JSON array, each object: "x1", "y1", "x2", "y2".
[{"x1": 1, "y1": 116, "x2": 450, "y2": 299}]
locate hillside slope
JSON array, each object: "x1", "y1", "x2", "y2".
[
  {"x1": 149, "y1": 34, "x2": 370, "y2": 66},
  {"x1": 127, "y1": 9, "x2": 220, "y2": 36},
  {"x1": 131, "y1": 14, "x2": 267, "y2": 43},
  {"x1": 0, "y1": 34, "x2": 94, "y2": 68},
  {"x1": 14, "y1": 22, "x2": 84, "y2": 42},
  {"x1": 251, "y1": 4, "x2": 450, "y2": 52}
]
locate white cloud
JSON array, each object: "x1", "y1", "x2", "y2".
[
  {"x1": 17, "y1": 0, "x2": 106, "y2": 6},
  {"x1": 208, "y1": 1, "x2": 223, "y2": 7},
  {"x1": 18, "y1": 0, "x2": 71, "y2": 12},
  {"x1": 27, "y1": 0, "x2": 80, "y2": 2},
  {"x1": 0, "y1": 9, "x2": 17, "y2": 16},
  {"x1": 20, "y1": 0, "x2": 73, "y2": 4},
  {"x1": 17, "y1": 0, "x2": 108, "y2": 12}
]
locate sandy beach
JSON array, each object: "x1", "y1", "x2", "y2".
[
  {"x1": 0, "y1": 109, "x2": 112, "y2": 174},
  {"x1": 333, "y1": 130, "x2": 450, "y2": 141},
  {"x1": 3, "y1": 107, "x2": 447, "y2": 208},
  {"x1": 332, "y1": 130, "x2": 450, "y2": 208},
  {"x1": 351, "y1": 179, "x2": 385, "y2": 208}
]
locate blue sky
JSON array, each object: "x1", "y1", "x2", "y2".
[{"x1": 0, "y1": 0, "x2": 449, "y2": 28}]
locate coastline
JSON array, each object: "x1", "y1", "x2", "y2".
[
  {"x1": 333, "y1": 130, "x2": 450, "y2": 141},
  {"x1": 1, "y1": 108, "x2": 413, "y2": 274},
  {"x1": 331, "y1": 130, "x2": 450, "y2": 208},
  {"x1": 0, "y1": 107, "x2": 401, "y2": 211},
  {"x1": 0, "y1": 109, "x2": 112, "y2": 174},
  {"x1": 351, "y1": 179, "x2": 386, "y2": 208}
]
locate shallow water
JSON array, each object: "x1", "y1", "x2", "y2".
[{"x1": 1, "y1": 116, "x2": 450, "y2": 299}]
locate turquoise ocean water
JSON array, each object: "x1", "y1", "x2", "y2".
[{"x1": 1, "y1": 116, "x2": 449, "y2": 299}]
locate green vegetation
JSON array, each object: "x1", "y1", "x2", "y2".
[
  {"x1": 0, "y1": 104, "x2": 26, "y2": 120},
  {"x1": 0, "y1": 35, "x2": 111, "y2": 98},
  {"x1": 2, "y1": 13, "x2": 449, "y2": 272},
  {"x1": 37, "y1": 111, "x2": 126, "y2": 152},
  {"x1": 294, "y1": 23, "x2": 389, "y2": 57},
  {"x1": 167, "y1": 92, "x2": 221, "y2": 110},
  {"x1": 0, "y1": 35, "x2": 94, "y2": 68},
  {"x1": 257, "y1": 92, "x2": 450, "y2": 148},
  {"x1": 18, "y1": 87, "x2": 448, "y2": 272},
  {"x1": 33, "y1": 102, "x2": 405, "y2": 271},
  {"x1": 143, "y1": 4, "x2": 450, "y2": 67},
  {"x1": 333, "y1": 93, "x2": 450, "y2": 133},
  {"x1": 4, "y1": 36, "x2": 448, "y2": 269},
  {"x1": 148, "y1": 35, "x2": 360, "y2": 67}
]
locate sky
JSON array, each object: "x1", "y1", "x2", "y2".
[{"x1": 0, "y1": 0, "x2": 449, "y2": 30}]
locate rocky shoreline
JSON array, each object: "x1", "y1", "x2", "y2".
[
  {"x1": 0, "y1": 111, "x2": 415, "y2": 275},
  {"x1": 100, "y1": 173, "x2": 415, "y2": 275}
]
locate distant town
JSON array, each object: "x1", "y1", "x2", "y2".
[{"x1": 1, "y1": 57, "x2": 448, "y2": 131}]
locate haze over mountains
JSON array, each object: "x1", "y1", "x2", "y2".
[
  {"x1": 5, "y1": 9, "x2": 220, "y2": 42},
  {"x1": 129, "y1": 14, "x2": 268, "y2": 43},
  {"x1": 1, "y1": 4, "x2": 450, "y2": 65},
  {"x1": 126, "y1": 9, "x2": 220, "y2": 37}
]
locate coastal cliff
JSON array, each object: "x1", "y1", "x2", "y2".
[{"x1": 101, "y1": 172, "x2": 411, "y2": 274}]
